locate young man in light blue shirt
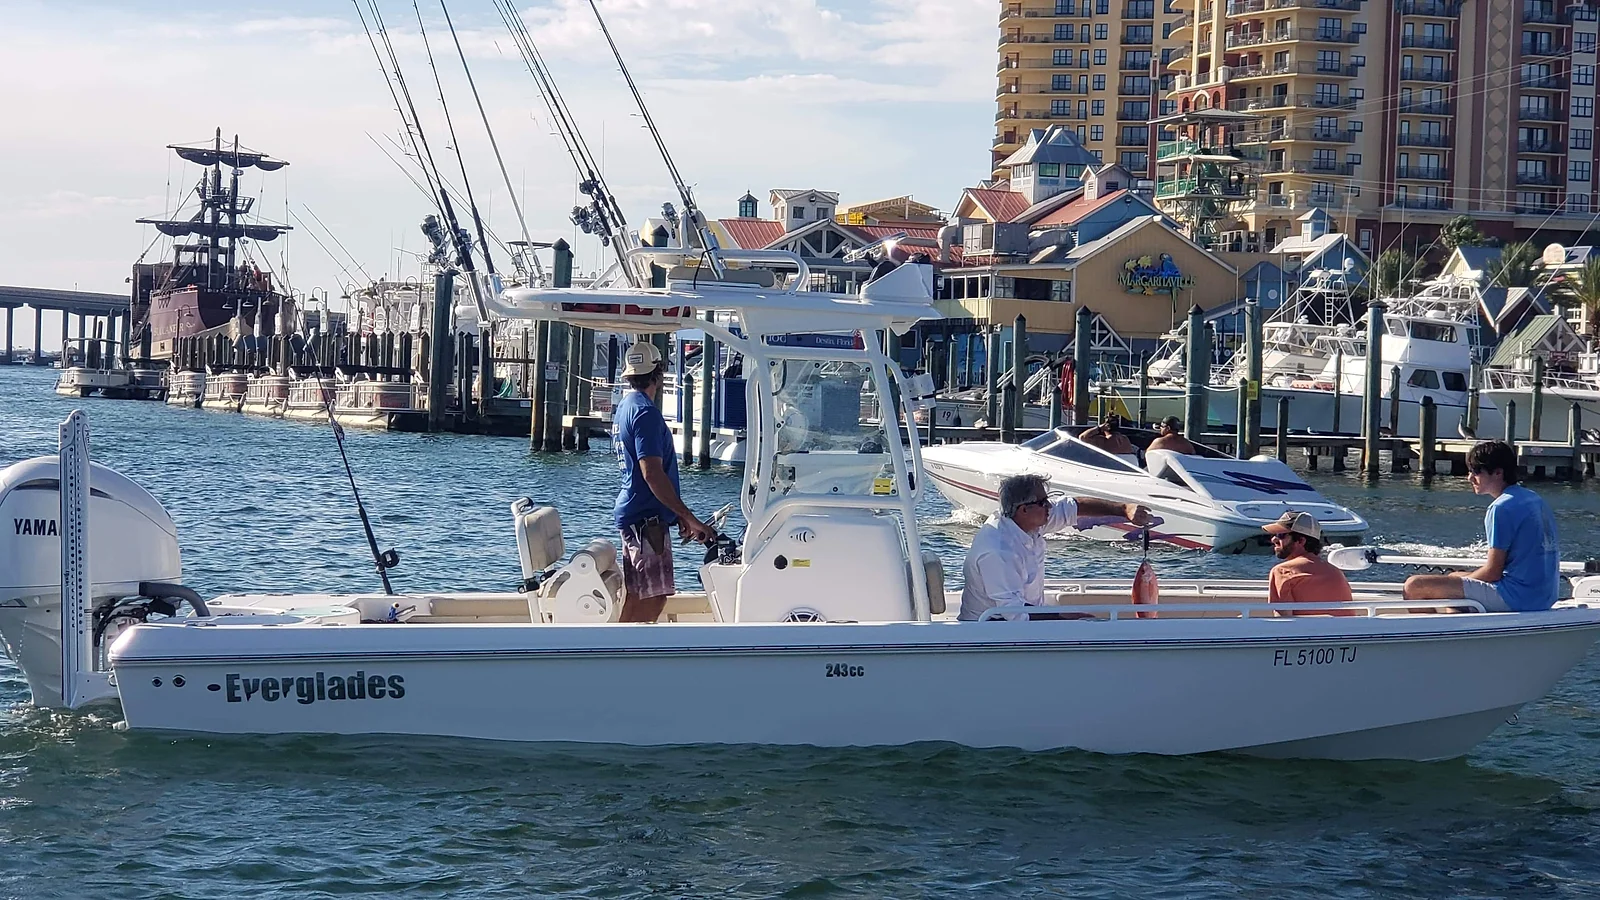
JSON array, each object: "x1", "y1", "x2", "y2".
[{"x1": 1403, "y1": 440, "x2": 1560, "y2": 612}]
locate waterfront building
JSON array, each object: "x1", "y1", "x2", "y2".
[{"x1": 997, "y1": 0, "x2": 1600, "y2": 255}]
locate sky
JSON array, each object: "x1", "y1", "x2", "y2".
[{"x1": 0, "y1": 0, "x2": 996, "y2": 351}]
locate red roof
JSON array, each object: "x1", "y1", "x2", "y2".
[
  {"x1": 1031, "y1": 189, "x2": 1130, "y2": 227},
  {"x1": 964, "y1": 187, "x2": 1030, "y2": 224},
  {"x1": 717, "y1": 217, "x2": 786, "y2": 250}
]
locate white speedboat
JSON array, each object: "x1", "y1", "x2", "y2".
[
  {"x1": 923, "y1": 427, "x2": 1367, "y2": 553},
  {"x1": 2, "y1": 246, "x2": 1597, "y2": 761}
]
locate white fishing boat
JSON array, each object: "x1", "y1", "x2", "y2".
[
  {"x1": 922, "y1": 427, "x2": 1367, "y2": 553},
  {"x1": 3, "y1": 249, "x2": 1599, "y2": 761}
]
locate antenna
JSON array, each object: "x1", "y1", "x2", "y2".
[{"x1": 583, "y1": 0, "x2": 725, "y2": 278}]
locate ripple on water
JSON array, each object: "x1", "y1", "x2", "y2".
[{"x1": 4, "y1": 366, "x2": 1600, "y2": 897}]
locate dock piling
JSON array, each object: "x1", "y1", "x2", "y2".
[
  {"x1": 1136, "y1": 353, "x2": 1149, "y2": 427},
  {"x1": 1244, "y1": 298, "x2": 1262, "y2": 456},
  {"x1": 985, "y1": 330, "x2": 1001, "y2": 427},
  {"x1": 1234, "y1": 378, "x2": 1249, "y2": 459},
  {"x1": 1000, "y1": 382, "x2": 1017, "y2": 444},
  {"x1": 1011, "y1": 315, "x2": 1027, "y2": 432},
  {"x1": 1530, "y1": 355, "x2": 1545, "y2": 441},
  {"x1": 697, "y1": 311, "x2": 716, "y2": 469},
  {"x1": 1276, "y1": 396, "x2": 1290, "y2": 463},
  {"x1": 1073, "y1": 305, "x2": 1093, "y2": 426},
  {"x1": 426, "y1": 270, "x2": 455, "y2": 433},
  {"x1": 1047, "y1": 359, "x2": 1063, "y2": 430},
  {"x1": 1467, "y1": 361, "x2": 1481, "y2": 436},
  {"x1": 1419, "y1": 397, "x2": 1437, "y2": 482},
  {"x1": 1361, "y1": 301, "x2": 1386, "y2": 478},
  {"x1": 1570, "y1": 403, "x2": 1584, "y2": 482},
  {"x1": 1504, "y1": 399, "x2": 1517, "y2": 444},
  {"x1": 1182, "y1": 305, "x2": 1207, "y2": 442}
]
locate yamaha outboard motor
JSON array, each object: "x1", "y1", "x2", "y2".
[{"x1": 0, "y1": 414, "x2": 188, "y2": 708}]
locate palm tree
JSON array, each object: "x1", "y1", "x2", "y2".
[
  {"x1": 1490, "y1": 241, "x2": 1541, "y2": 288},
  {"x1": 1369, "y1": 249, "x2": 1418, "y2": 298},
  {"x1": 1561, "y1": 256, "x2": 1600, "y2": 337},
  {"x1": 1439, "y1": 215, "x2": 1487, "y2": 251}
]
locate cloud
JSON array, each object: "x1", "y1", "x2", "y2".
[{"x1": 0, "y1": 0, "x2": 995, "y2": 297}]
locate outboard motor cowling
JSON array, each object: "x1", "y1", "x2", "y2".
[{"x1": 0, "y1": 456, "x2": 182, "y2": 708}]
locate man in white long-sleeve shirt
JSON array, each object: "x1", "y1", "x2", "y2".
[{"x1": 959, "y1": 473, "x2": 1152, "y2": 621}]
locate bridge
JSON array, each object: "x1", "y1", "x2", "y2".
[{"x1": 0, "y1": 285, "x2": 131, "y2": 365}]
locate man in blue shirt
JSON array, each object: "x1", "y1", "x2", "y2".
[
  {"x1": 1403, "y1": 440, "x2": 1560, "y2": 612},
  {"x1": 612, "y1": 341, "x2": 715, "y2": 622}
]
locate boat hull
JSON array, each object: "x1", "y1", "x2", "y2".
[{"x1": 106, "y1": 611, "x2": 1600, "y2": 759}]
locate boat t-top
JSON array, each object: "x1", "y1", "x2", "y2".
[{"x1": 4, "y1": 229, "x2": 1600, "y2": 760}]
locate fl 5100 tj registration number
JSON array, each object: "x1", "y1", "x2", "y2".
[{"x1": 1273, "y1": 645, "x2": 1358, "y2": 667}]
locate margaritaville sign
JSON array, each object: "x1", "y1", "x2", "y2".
[{"x1": 1119, "y1": 253, "x2": 1196, "y2": 295}]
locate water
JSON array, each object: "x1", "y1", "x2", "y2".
[{"x1": 4, "y1": 364, "x2": 1600, "y2": 899}]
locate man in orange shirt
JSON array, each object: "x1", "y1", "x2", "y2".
[{"x1": 1264, "y1": 511, "x2": 1355, "y2": 616}]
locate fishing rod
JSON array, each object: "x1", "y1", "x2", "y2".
[
  {"x1": 493, "y1": 0, "x2": 639, "y2": 285},
  {"x1": 583, "y1": 0, "x2": 725, "y2": 278},
  {"x1": 413, "y1": 0, "x2": 496, "y2": 277},
  {"x1": 439, "y1": 0, "x2": 545, "y2": 287},
  {"x1": 316, "y1": 381, "x2": 399, "y2": 595}
]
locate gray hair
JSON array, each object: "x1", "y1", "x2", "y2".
[{"x1": 999, "y1": 473, "x2": 1050, "y2": 518}]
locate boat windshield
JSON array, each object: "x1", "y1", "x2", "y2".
[
  {"x1": 766, "y1": 357, "x2": 894, "y2": 497},
  {"x1": 1039, "y1": 438, "x2": 1142, "y2": 473}
]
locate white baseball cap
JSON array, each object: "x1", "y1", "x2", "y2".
[
  {"x1": 621, "y1": 342, "x2": 664, "y2": 377},
  {"x1": 1263, "y1": 510, "x2": 1322, "y2": 540}
]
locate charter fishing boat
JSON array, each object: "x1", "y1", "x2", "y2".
[
  {"x1": 3, "y1": 249, "x2": 1599, "y2": 761},
  {"x1": 923, "y1": 426, "x2": 1367, "y2": 553}
]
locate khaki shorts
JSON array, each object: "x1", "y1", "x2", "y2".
[{"x1": 1460, "y1": 577, "x2": 1513, "y2": 613}]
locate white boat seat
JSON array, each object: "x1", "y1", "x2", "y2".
[
  {"x1": 512, "y1": 500, "x2": 565, "y2": 589},
  {"x1": 535, "y1": 539, "x2": 626, "y2": 624}
]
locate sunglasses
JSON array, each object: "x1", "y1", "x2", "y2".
[{"x1": 1016, "y1": 498, "x2": 1050, "y2": 512}]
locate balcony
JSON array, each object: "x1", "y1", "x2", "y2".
[
  {"x1": 1395, "y1": 166, "x2": 1450, "y2": 180},
  {"x1": 1521, "y1": 39, "x2": 1568, "y2": 57},
  {"x1": 1227, "y1": 93, "x2": 1357, "y2": 111},
  {"x1": 1397, "y1": 100, "x2": 1452, "y2": 114},
  {"x1": 1515, "y1": 171, "x2": 1557, "y2": 185},
  {"x1": 1513, "y1": 203, "x2": 1563, "y2": 214},
  {"x1": 1400, "y1": 34, "x2": 1456, "y2": 49},
  {"x1": 1121, "y1": 33, "x2": 1154, "y2": 45},
  {"x1": 1224, "y1": 27, "x2": 1360, "y2": 49},
  {"x1": 1169, "y1": 45, "x2": 1193, "y2": 64},
  {"x1": 1117, "y1": 110, "x2": 1153, "y2": 120},
  {"x1": 1518, "y1": 140, "x2": 1564, "y2": 153},
  {"x1": 1121, "y1": 57, "x2": 1153, "y2": 70},
  {"x1": 1116, "y1": 132, "x2": 1151, "y2": 146},
  {"x1": 1252, "y1": 159, "x2": 1356, "y2": 175},
  {"x1": 1123, "y1": 2, "x2": 1157, "y2": 17},
  {"x1": 1399, "y1": 66, "x2": 1452, "y2": 82},
  {"x1": 1397, "y1": 132, "x2": 1451, "y2": 147},
  {"x1": 1522, "y1": 4, "x2": 1563, "y2": 24},
  {"x1": 1238, "y1": 126, "x2": 1357, "y2": 143},
  {"x1": 998, "y1": 33, "x2": 1089, "y2": 47},
  {"x1": 1170, "y1": 12, "x2": 1195, "y2": 30},
  {"x1": 1518, "y1": 105, "x2": 1564, "y2": 121},
  {"x1": 1232, "y1": 60, "x2": 1362, "y2": 78},
  {"x1": 1226, "y1": 0, "x2": 1362, "y2": 13},
  {"x1": 1521, "y1": 74, "x2": 1567, "y2": 90},
  {"x1": 1396, "y1": 0, "x2": 1461, "y2": 16},
  {"x1": 1314, "y1": 62, "x2": 1364, "y2": 76},
  {"x1": 1389, "y1": 196, "x2": 1451, "y2": 210}
]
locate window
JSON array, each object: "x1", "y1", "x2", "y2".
[
  {"x1": 1120, "y1": 125, "x2": 1148, "y2": 143},
  {"x1": 1442, "y1": 372, "x2": 1468, "y2": 392},
  {"x1": 1092, "y1": 99, "x2": 1106, "y2": 115},
  {"x1": 1348, "y1": 87, "x2": 1364, "y2": 100},
  {"x1": 1055, "y1": 24, "x2": 1074, "y2": 40},
  {"x1": 1349, "y1": 119, "x2": 1363, "y2": 132},
  {"x1": 1053, "y1": 49, "x2": 1071, "y2": 65},
  {"x1": 1578, "y1": 65, "x2": 1597, "y2": 86},
  {"x1": 792, "y1": 206, "x2": 805, "y2": 220},
  {"x1": 1314, "y1": 83, "x2": 1340, "y2": 104},
  {"x1": 1122, "y1": 75, "x2": 1152, "y2": 94},
  {"x1": 1053, "y1": 74, "x2": 1072, "y2": 90},
  {"x1": 1093, "y1": 74, "x2": 1107, "y2": 90},
  {"x1": 1121, "y1": 101, "x2": 1150, "y2": 119},
  {"x1": 1096, "y1": 24, "x2": 1109, "y2": 40},
  {"x1": 1097, "y1": 0, "x2": 1110, "y2": 12},
  {"x1": 1056, "y1": 0, "x2": 1075, "y2": 12},
  {"x1": 1406, "y1": 369, "x2": 1441, "y2": 390},
  {"x1": 1125, "y1": 25, "x2": 1153, "y2": 43},
  {"x1": 1081, "y1": 75, "x2": 1090, "y2": 91},
  {"x1": 1079, "y1": 100, "x2": 1088, "y2": 117},
  {"x1": 1575, "y1": 129, "x2": 1594, "y2": 150},
  {"x1": 1120, "y1": 150, "x2": 1149, "y2": 170},
  {"x1": 1051, "y1": 280, "x2": 1072, "y2": 302},
  {"x1": 1040, "y1": 163, "x2": 1062, "y2": 177},
  {"x1": 1042, "y1": 440, "x2": 1140, "y2": 472},
  {"x1": 1409, "y1": 322, "x2": 1457, "y2": 342},
  {"x1": 1346, "y1": 152, "x2": 1362, "y2": 165},
  {"x1": 1313, "y1": 148, "x2": 1338, "y2": 169},
  {"x1": 1317, "y1": 50, "x2": 1342, "y2": 72},
  {"x1": 1091, "y1": 124, "x2": 1105, "y2": 140},
  {"x1": 1358, "y1": 228, "x2": 1373, "y2": 251},
  {"x1": 1317, "y1": 17, "x2": 1341, "y2": 38},
  {"x1": 1573, "y1": 161, "x2": 1593, "y2": 182},
  {"x1": 1577, "y1": 97, "x2": 1595, "y2": 118},
  {"x1": 1081, "y1": 49, "x2": 1090, "y2": 67},
  {"x1": 1094, "y1": 49, "x2": 1108, "y2": 65},
  {"x1": 1124, "y1": 50, "x2": 1152, "y2": 68},
  {"x1": 1576, "y1": 194, "x2": 1593, "y2": 214},
  {"x1": 1578, "y1": 32, "x2": 1597, "y2": 53},
  {"x1": 1051, "y1": 99, "x2": 1071, "y2": 115},
  {"x1": 1159, "y1": 99, "x2": 1176, "y2": 114}
]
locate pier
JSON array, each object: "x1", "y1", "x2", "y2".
[{"x1": 0, "y1": 286, "x2": 129, "y2": 366}]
